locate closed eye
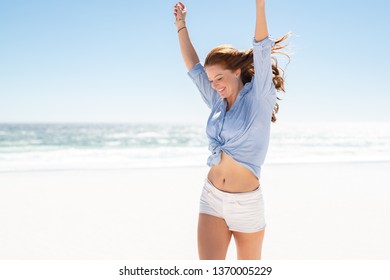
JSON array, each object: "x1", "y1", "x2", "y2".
[{"x1": 209, "y1": 77, "x2": 223, "y2": 82}]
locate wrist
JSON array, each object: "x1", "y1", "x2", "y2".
[
  {"x1": 176, "y1": 22, "x2": 186, "y2": 30},
  {"x1": 177, "y1": 26, "x2": 187, "y2": 34},
  {"x1": 175, "y1": 18, "x2": 186, "y2": 28}
]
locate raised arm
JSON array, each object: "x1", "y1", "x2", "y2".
[
  {"x1": 252, "y1": 0, "x2": 276, "y2": 102},
  {"x1": 254, "y1": 0, "x2": 269, "y2": 42},
  {"x1": 174, "y1": 2, "x2": 200, "y2": 71}
]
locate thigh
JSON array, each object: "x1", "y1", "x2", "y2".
[
  {"x1": 198, "y1": 213, "x2": 232, "y2": 260},
  {"x1": 233, "y1": 229, "x2": 265, "y2": 260}
]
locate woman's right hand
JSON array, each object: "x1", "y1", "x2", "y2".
[
  {"x1": 174, "y1": 2, "x2": 187, "y2": 29},
  {"x1": 173, "y1": 1, "x2": 200, "y2": 70}
]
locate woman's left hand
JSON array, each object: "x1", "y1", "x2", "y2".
[{"x1": 174, "y1": 2, "x2": 187, "y2": 26}]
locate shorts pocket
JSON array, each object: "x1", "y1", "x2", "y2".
[{"x1": 236, "y1": 195, "x2": 264, "y2": 210}]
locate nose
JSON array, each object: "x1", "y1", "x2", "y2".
[{"x1": 211, "y1": 81, "x2": 219, "y2": 89}]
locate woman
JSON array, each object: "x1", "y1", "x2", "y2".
[{"x1": 174, "y1": 0, "x2": 288, "y2": 260}]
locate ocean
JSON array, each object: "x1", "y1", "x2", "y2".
[{"x1": 1, "y1": 122, "x2": 389, "y2": 172}]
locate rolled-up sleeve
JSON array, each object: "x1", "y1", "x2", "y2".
[
  {"x1": 252, "y1": 37, "x2": 276, "y2": 100},
  {"x1": 188, "y1": 63, "x2": 219, "y2": 109}
]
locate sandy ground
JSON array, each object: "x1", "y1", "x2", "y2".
[{"x1": 0, "y1": 161, "x2": 389, "y2": 260}]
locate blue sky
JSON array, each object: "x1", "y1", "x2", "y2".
[{"x1": 0, "y1": 0, "x2": 389, "y2": 123}]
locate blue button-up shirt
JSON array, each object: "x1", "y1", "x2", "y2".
[{"x1": 188, "y1": 37, "x2": 276, "y2": 179}]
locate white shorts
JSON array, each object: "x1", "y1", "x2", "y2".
[{"x1": 199, "y1": 178, "x2": 266, "y2": 233}]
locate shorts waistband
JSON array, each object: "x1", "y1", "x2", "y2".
[{"x1": 204, "y1": 178, "x2": 261, "y2": 198}]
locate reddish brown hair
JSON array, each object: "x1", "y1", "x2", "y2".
[{"x1": 204, "y1": 33, "x2": 290, "y2": 122}]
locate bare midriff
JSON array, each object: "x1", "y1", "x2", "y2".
[{"x1": 207, "y1": 151, "x2": 260, "y2": 193}]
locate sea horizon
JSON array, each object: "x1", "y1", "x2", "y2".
[{"x1": 1, "y1": 121, "x2": 390, "y2": 173}]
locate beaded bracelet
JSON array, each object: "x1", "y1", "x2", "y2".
[{"x1": 177, "y1": 26, "x2": 187, "y2": 33}]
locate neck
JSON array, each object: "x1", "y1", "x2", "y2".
[{"x1": 226, "y1": 81, "x2": 244, "y2": 111}]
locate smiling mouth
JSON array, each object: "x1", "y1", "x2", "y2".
[{"x1": 217, "y1": 87, "x2": 226, "y2": 94}]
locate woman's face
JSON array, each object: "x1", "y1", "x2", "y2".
[{"x1": 205, "y1": 64, "x2": 242, "y2": 99}]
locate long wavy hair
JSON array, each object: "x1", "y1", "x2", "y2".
[{"x1": 204, "y1": 33, "x2": 290, "y2": 122}]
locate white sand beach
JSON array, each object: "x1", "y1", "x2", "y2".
[{"x1": 1, "y1": 162, "x2": 389, "y2": 260}]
